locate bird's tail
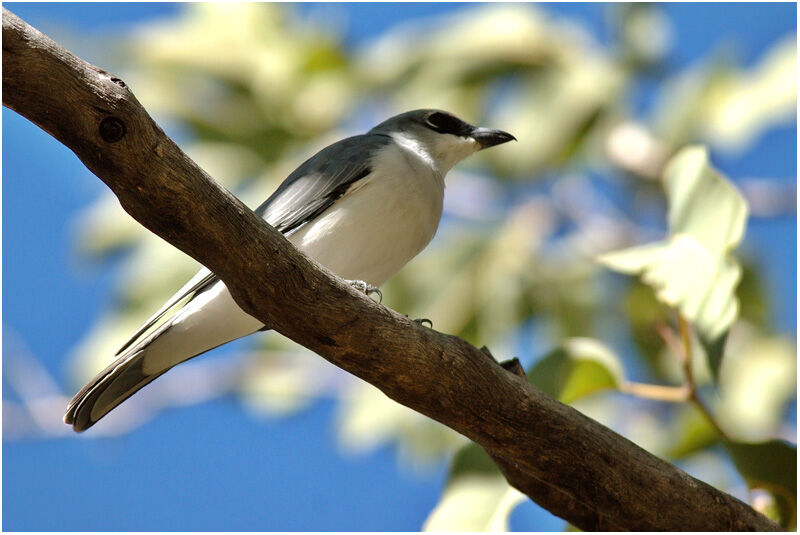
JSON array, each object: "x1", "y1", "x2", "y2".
[
  {"x1": 63, "y1": 313, "x2": 199, "y2": 432},
  {"x1": 64, "y1": 283, "x2": 265, "y2": 432},
  {"x1": 63, "y1": 346, "x2": 170, "y2": 432},
  {"x1": 63, "y1": 321, "x2": 247, "y2": 432}
]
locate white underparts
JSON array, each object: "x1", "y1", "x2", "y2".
[{"x1": 289, "y1": 138, "x2": 445, "y2": 287}]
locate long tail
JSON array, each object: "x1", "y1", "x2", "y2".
[
  {"x1": 64, "y1": 280, "x2": 264, "y2": 432},
  {"x1": 63, "y1": 345, "x2": 170, "y2": 432}
]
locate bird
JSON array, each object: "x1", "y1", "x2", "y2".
[{"x1": 64, "y1": 109, "x2": 515, "y2": 432}]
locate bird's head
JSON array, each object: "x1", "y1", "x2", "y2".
[{"x1": 369, "y1": 109, "x2": 516, "y2": 175}]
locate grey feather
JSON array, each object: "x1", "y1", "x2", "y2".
[
  {"x1": 63, "y1": 349, "x2": 162, "y2": 431},
  {"x1": 65, "y1": 308, "x2": 181, "y2": 430},
  {"x1": 66, "y1": 307, "x2": 237, "y2": 431},
  {"x1": 255, "y1": 133, "x2": 391, "y2": 234}
]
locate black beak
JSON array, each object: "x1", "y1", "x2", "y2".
[{"x1": 471, "y1": 127, "x2": 516, "y2": 149}]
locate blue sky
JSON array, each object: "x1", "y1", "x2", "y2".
[{"x1": 3, "y1": 3, "x2": 796, "y2": 531}]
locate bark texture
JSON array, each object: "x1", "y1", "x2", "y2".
[{"x1": 2, "y1": 8, "x2": 780, "y2": 531}]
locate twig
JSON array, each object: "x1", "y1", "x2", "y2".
[
  {"x1": 677, "y1": 316, "x2": 731, "y2": 441},
  {"x1": 618, "y1": 321, "x2": 689, "y2": 404},
  {"x1": 646, "y1": 317, "x2": 731, "y2": 440},
  {"x1": 654, "y1": 320, "x2": 686, "y2": 364},
  {"x1": 621, "y1": 381, "x2": 689, "y2": 403}
]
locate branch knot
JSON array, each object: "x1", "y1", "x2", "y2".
[{"x1": 99, "y1": 116, "x2": 125, "y2": 143}]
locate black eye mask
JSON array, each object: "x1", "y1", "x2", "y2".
[{"x1": 424, "y1": 111, "x2": 474, "y2": 137}]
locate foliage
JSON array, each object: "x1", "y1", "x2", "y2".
[
  {"x1": 598, "y1": 145, "x2": 747, "y2": 377},
  {"x1": 724, "y1": 440, "x2": 797, "y2": 528},
  {"x1": 423, "y1": 443, "x2": 524, "y2": 531},
  {"x1": 6, "y1": 3, "x2": 795, "y2": 531},
  {"x1": 527, "y1": 337, "x2": 624, "y2": 403}
]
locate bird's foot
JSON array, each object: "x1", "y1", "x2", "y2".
[
  {"x1": 347, "y1": 279, "x2": 382, "y2": 303},
  {"x1": 407, "y1": 316, "x2": 433, "y2": 328}
]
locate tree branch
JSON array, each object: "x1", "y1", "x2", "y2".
[{"x1": 2, "y1": 8, "x2": 779, "y2": 531}]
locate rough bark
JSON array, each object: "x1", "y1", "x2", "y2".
[{"x1": 2, "y1": 8, "x2": 780, "y2": 531}]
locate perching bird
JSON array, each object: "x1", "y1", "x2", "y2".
[{"x1": 64, "y1": 109, "x2": 515, "y2": 432}]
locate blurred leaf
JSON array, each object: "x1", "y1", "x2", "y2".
[
  {"x1": 74, "y1": 193, "x2": 147, "y2": 257},
  {"x1": 653, "y1": 36, "x2": 796, "y2": 152},
  {"x1": 598, "y1": 146, "x2": 747, "y2": 379},
  {"x1": 555, "y1": 107, "x2": 605, "y2": 164},
  {"x1": 527, "y1": 338, "x2": 624, "y2": 403},
  {"x1": 183, "y1": 117, "x2": 294, "y2": 163},
  {"x1": 715, "y1": 330, "x2": 796, "y2": 441},
  {"x1": 336, "y1": 381, "x2": 465, "y2": 468},
  {"x1": 623, "y1": 279, "x2": 670, "y2": 378},
  {"x1": 128, "y1": 3, "x2": 353, "y2": 145},
  {"x1": 700, "y1": 37, "x2": 796, "y2": 151},
  {"x1": 724, "y1": 439, "x2": 797, "y2": 528},
  {"x1": 663, "y1": 148, "x2": 747, "y2": 257},
  {"x1": 735, "y1": 261, "x2": 770, "y2": 329},
  {"x1": 388, "y1": 197, "x2": 555, "y2": 349},
  {"x1": 473, "y1": 200, "x2": 554, "y2": 344},
  {"x1": 456, "y1": 59, "x2": 548, "y2": 87},
  {"x1": 666, "y1": 404, "x2": 720, "y2": 459},
  {"x1": 358, "y1": 4, "x2": 626, "y2": 178},
  {"x1": 700, "y1": 331, "x2": 728, "y2": 383},
  {"x1": 303, "y1": 45, "x2": 348, "y2": 72},
  {"x1": 238, "y1": 344, "x2": 339, "y2": 418},
  {"x1": 600, "y1": 237, "x2": 740, "y2": 376},
  {"x1": 423, "y1": 442, "x2": 525, "y2": 531},
  {"x1": 612, "y1": 3, "x2": 673, "y2": 69}
]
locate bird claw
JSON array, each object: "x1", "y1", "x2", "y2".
[
  {"x1": 413, "y1": 317, "x2": 433, "y2": 328},
  {"x1": 348, "y1": 279, "x2": 382, "y2": 303}
]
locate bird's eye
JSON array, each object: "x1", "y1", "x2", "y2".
[{"x1": 425, "y1": 112, "x2": 467, "y2": 135}]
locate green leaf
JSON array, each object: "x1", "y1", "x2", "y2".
[
  {"x1": 735, "y1": 262, "x2": 770, "y2": 329},
  {"x1": 527, "y1": 338, "x2": 624, "y2": 403},
  {"x1": 700, "y1": 331, "x2": 728, "y2": 383},
  {"x1": 623, "y1": 279, "x2": 671, "y2": 379},
  {"x1": 423, "y1": 442, "x2": 525, "y2": 531},
  {"x1": 666, "y1": 404, "x2": 720, "y2": 459},
  {"x1": 724, "y1": 439, "x2": 797, "y2": 528},
  {"x1": 663, "y1": 147, "x2": 747, "y2": 255},
  {"x1": 598, "y1": 146, "x2": 748, "y2": 379}
]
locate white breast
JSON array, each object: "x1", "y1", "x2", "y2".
[{"x1": 288, "y1": 140, "x2": 445, "y2": 286}]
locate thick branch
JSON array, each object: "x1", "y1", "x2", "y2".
[{"x1": 2, "y1": 9, "x2": 779, "y2": 531}]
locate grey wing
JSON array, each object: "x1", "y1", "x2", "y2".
[
  {"x1": 255, "y1": 133, "x2": 391, "y2": 234},
  {"x1": 114, "y1": 133, "x2": 389, "y2": 355}
]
